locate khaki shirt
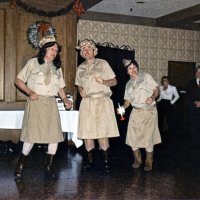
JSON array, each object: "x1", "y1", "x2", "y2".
[
  {"x1": 124, "y1": 72, "x2": 158, "y2": 108},
  {"x1": 17, "y1": 58, "x2": 66, "y2": 96},
  {"x1": 75, "y1": 58, "x2": 115, "y2": 97}
]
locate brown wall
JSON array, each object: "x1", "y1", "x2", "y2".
[{"x1": 0, "y1": 5, "x2": 77, "y2": 110}]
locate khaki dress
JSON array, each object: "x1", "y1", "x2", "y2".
[
  {"x1": 17, "y1": 58, "x2": 66, "y2": 143},
  {"x1": 75, "y1": 58, "x2": 119, "y2": 139},
  {"x1": 124, "y1": 72, "x2": 161, "y2": 148}
]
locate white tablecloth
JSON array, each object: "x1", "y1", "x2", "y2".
[{"x1": 0, "y1": 110, "x2": 83, "y2": 148}]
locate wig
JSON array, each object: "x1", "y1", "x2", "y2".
[{"x1": 37, "y1": 41, "x2": 62, "y2": 69}]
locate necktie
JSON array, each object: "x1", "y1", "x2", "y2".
[
  {"x1": 44, "y1": 65, "x2": 51, "y2": 85},
  {"x1": 198, "y1": 80, "x2": 200, "y2": 87}
]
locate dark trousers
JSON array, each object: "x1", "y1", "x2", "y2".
[
  {"x1": 188, "y1": 107, "x2": 200, "y2": 147},
  {"x1": 157, "y1": 99, "x2": 175, "y2": 134}
]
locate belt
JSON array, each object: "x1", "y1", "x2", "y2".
[{"x1": 86, "y1": 93, "x2": 109, "y2": 98}]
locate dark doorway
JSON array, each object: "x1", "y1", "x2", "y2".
[{"x1": 168, "y1": 61, "x2": 196, "y2": 132}]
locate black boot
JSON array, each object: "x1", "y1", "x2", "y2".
[
  {"x1": 14, "y1": 154, "x2": 28, "y2": 178},
  {"x1": 82, "y1": 149, "x2": 94, "y2": 172},
  {"x1": 44, "y1": 153, "x2": 56, "y2": 179},
  {"x1": 102, "y1": 148, "x2": 111, "y2": 172}
]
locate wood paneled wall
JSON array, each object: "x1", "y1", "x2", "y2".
[
  {"x1": 0, "y1": 9, "x2": 4, "y2": 101},
  {"x1": 0, "y1": 5, "x2": 77, "y2": 109}
]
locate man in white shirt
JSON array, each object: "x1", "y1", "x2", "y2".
[{"x1": 157, "y1": 76, "x2": 179, "y2": 135}]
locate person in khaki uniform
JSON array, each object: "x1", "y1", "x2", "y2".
[
  {"x1": 75, "y1": 39, "x2": 119, "y2": 172},
  {"x1": 119, "y1": 59, "x2": 161, "y2": 171},
  {"x1": 14, "y1": 36, "x2": 72, "y2": 179}
]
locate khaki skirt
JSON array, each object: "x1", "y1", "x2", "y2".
[
  {"x1": 78, "y1": 96, "x2": 119, "y2": 139},
  {"x1": 20, "y1": 96, "x2": 63, "y2": 143},
  {"x1": 126, "y1": 107, "x2": 161, "y2": 148}
]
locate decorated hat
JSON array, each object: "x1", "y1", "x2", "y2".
[
  {"x1": 76, "y1": 39, "x2": 98, "y2": 56},
  {"x1": 122, "y1": 59, "x2": 139, "y2": 69},
  {"x1": 39, "y1": 35, "x2": 56, "y2": 48}
]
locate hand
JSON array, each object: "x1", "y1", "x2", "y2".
[
  {"x1": 95, "y1": 76, "x2": 104, "y2": 84},
  {"x1": 194, "y1": 101, "x2": 200, "y2": 108},
  {"x1": 79, "y1": 89, "x2": 87, "y2": 98},
  {"x1": 63, "y1": 99, "x2": 73, "y2": 109},
  {"x1": 28, "y1": 91, "x2": 39, "y2": 101},
  {"x1": 145, "y1": 97, "x2": 154, "y2": 105}
]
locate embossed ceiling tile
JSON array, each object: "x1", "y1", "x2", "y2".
[
  {"x1": 186, "y1": 50, "x2": 195, "y2": 61},
  {"x1": 178, "y1": 30, "x2": 187, "y2": 40},
  {"x1": 77, "y1": 20, "x2": 89, "y2": 31},
  {"x1": 89, "y1": 32, "x2": 100, "y2": 42},
  {"x1": 89, "y1": 21, "x2": 100, "y2": 32},
  {"x1": 194, "y1": 32, "x2": 200, "y2": 41},
  {"x1": 140, "y1": 58, "x2": 149, "y2": 69},
  {"x1": 159, "y1": 59, "x2": 168, "y2": 70},
  {"x1": 134, "y1": 47, "x2": 140, "y2": 58},
  {"x1": 194, "y1": 51, "x2": 200, "y2": 62},
  {"x1": 159, "y1": 49, "x2": 168, "y2": 59},
  {"x1": 150, "y1": 48, "x2": 159, "y2": 59},
  {"x1": 177, "y1": 50, "x2": 186, "y2": 60},
  {"x1": 169, "y1": 29, "x2": 178, "y2": 39},
  {"x1": 140, "y1": 26, "x2": 150, "y2": 36},
  {"x1": 186, "y1": 30, "x2": 195, "y2": 40},
  {"x1": 140, "y1": 68, "x2": 148, "y2": 73},
  {"x1": 168, "y1": 38, "x2": 177, "y2": 49},
  {"x1": 110, "y1": 23, "x2": 121, "y2": 34},
  {"x1": 140, "y1": 36, "x2": 150, "y2": 47},
  {"x1": 194, "y1": 42, "x2": 200, "y2": 51},
  {"x1": 121, "y1": 24, "x2": 131, "y2": 35},
  {"x1": 150, "y1": 27, "x2": 159, "y2": 37},
  {"x1": 150, "y1": 37, "x2": 159, "y2": 48},
  {"x1": 149, "y1": 70, "x2": 159, "y2": 82},
  {"x1": 135, "y1": 55, "x2": 140, "y2": 62},
  {"x1": 140, "y1": 47, "x2": 149, "y2": 58},
  {"x1": 121, "y1": 35, "x2": 131, "y2": 46},
  {"x1": 186, "y1": 40, "x2": 194, "y2": 51},
  {"x1": 100, "y1": 32, "x2": 110, "y2": 43},
  {"x1": 159, "y1": 70, "x2": 168, "y2": 81},
  {"x1": 178, "y1": 39, "x2": 186, "y2": 50},
  {"x1": 100, "y1": 22, "x2": 110, "y2": 33},
  {"x1": 159, "y1": 28, "x2": 169, "y2": 38},
  {"x1": 168, "y1": 49, "x2": 177, "y2": 60},
  {"x1": 131, "y1": 35, "x2": 140, "y2": 47},
  {"x1": 131, "y1": 25, "x2": 140, "y2": 36},
  {"x1": 159, "y1": 37, "x2": 168, "y2": 49},
  {"x1": 149, "y1": 59, "x2": 159, "y2": 69},
  {"x1": 77, "y1": 32, "x2": 89, "y2": 41},
  {"x1": 110, "y1": 33, "x2": 121, "y2": 45}
]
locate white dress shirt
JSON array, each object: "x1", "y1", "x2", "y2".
[
  {"x1": 157, "y1": 84, "x2": 180, "y2": 105},
  {"x1": 196, "y1": 78, "x2": 200, "y2": 86}
]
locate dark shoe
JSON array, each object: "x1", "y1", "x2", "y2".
[
  {"x1": 102, "y1": 148, "x2": 111, "y2": 173},
  {"x1": 14, "y1": 154, "x2": 28, "y2": 178},
  {"x1": 82, "y1": 149, "x2": 94, "y2": 172},
  {"x1": 44, "y1": 153, "x2": 56, "y2": 179}
]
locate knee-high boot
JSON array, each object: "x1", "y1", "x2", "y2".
[
  {"x1": 132, "y1": 149, "x2": 142, "y2": 168},
  {"x1": 144, "y1": 151, "x2": 153, "y2": 171},
  {"x1": 14, "y1": 154, "x2": 28, "y2": 178},
  {"x1": 82, "y1": 149, "x2": 94, "y2": 172},
  {"x1": 102, "y1": 148, "x2": 111, "y2": 172},
  {"x1": 44, "y1": 153, "x2": 56, "y2": 178}
]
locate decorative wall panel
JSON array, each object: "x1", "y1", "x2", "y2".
[{"x1": 78, "y1": 20, "x2": 200, "y2": 83}]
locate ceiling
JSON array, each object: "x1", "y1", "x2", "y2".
[{"x1": 84, "y1": 0, "x2": 200, "y2": 31}]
